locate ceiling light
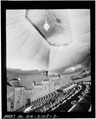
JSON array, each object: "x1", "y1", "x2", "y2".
[{"x1": 43, "y1": 20, "x2": 50, "y2": 31}]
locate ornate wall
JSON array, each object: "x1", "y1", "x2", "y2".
[{"x1": 14, "y1": 87, "x2": 25, "y2": 111}]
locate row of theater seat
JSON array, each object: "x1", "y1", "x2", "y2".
[
  {"x1": 23, "y1": 91, "x2": 59, "y2": 112},
  {"x1": 46, "y1": 81, "x2": 91, "y2": 112},
  {"x1": 16, "y1": 91, "x2": 57, "y2": 112},
  {"x1": 68, "y1": 81, "x2": 91, "y2": 112},
  {"x1": 23, "y1": 83, "x2": 83, "y2": 112},
  {"x1": 34, "y1": 86, "x2": 76, "y2": 112},
  {"x1": 17, "y1": 82, "x2": 75, "y2": 112},
  {"x1": 16, "y1": 80, "x2": 91, "y2": 112},
  {"x1": 49, "y1": 85, "x2": 82, "y2": 112}
]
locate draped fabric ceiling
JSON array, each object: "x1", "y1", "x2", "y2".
[{"x1": 6, "y1": 9, "x2": 90, "y2": 74}]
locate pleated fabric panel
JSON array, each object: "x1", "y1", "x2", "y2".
[{"x1": 6, "y1": 10, "x2": 90, "y2": 74}]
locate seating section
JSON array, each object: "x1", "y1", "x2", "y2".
[
  {"x1": 68, "y1": 81, "x2": 91, "y2": 112},
  {"x1": 16, "y1": 80, "x2": 91, "y2": 112}
]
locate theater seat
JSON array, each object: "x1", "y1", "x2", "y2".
[
  {"x1": 71, "y1": 100, "x2": 77, "y2": 105},
  {"x1": 78, "y1": 95, "x2": 83, "y2": 99}
]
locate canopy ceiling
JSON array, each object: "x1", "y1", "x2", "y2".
[{"x1": 6, "y1": 9, "x2": 90, "y2": 74}]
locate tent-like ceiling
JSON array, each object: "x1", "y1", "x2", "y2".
[{"x1": 6, "y1": 9, "x2": 90, "y2": 74}]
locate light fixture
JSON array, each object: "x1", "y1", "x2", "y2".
[
  {"x1": 43, "y1": 19, "x2": 50, "y2": 31},
  {"x1": 43, "y1": 10, "x2": 50, "y2": 31}
]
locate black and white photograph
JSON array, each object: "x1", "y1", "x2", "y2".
[{"x1": 1, "y1": 1, "x2": 95, "y2": 118}]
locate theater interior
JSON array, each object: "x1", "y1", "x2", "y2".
[{"x1": 6, "y1": 9, "x2": 91, "y2": 113}]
